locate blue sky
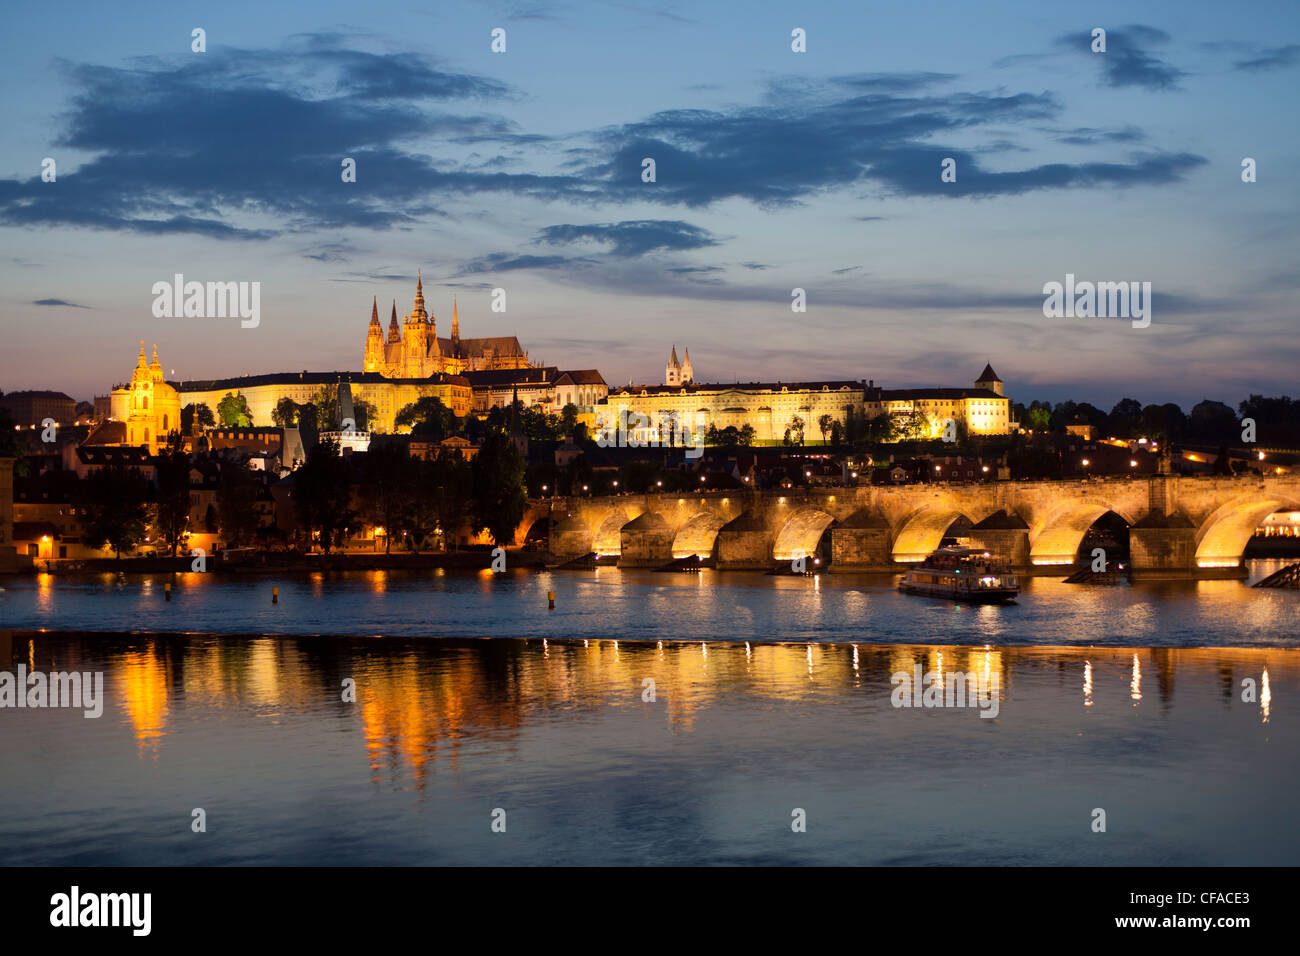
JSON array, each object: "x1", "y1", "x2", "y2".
[{"x1": 1, "y1": 0, "x2": 1297, "y2": 409}]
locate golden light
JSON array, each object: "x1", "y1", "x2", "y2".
[
  {"x1": 1129, "y1": 460, "x2": 1138, "y2": 467},
  {"x1": 1081, "y1": 459, "x2": 1090, "y2": 466}
]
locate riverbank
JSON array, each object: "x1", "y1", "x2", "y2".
[{"x1": 2, "y1": 547, "x2": 552, "y2": 576}]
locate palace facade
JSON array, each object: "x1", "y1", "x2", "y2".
[{"x1": 604, "y1": 358, "x2": 1012, "y2": 444}]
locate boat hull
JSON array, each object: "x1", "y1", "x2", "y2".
[{"x1": 898, "y1": 583, "x2": 1019, "y2": 604}]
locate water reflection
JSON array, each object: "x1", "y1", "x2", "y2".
[{"x1": 3, "y1": 631, "x2": 1288, "y2": 782}]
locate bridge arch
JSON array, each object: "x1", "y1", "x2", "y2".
[
  {"x1": 891, "y1": 506, "x2": 976, "y2": 562},
  {"x1": 672, "y1": 511, "x2": 727, "y2": 559},
  {"x1": 1195, "y1": 494, "x2": 1300, "y2": 568},
  {"x1": 593, "y1": 512, "x2": 633, "y2": 557},
  {"x1": 1029, "y1": 500, "x2": 1137, "y2": 566},
  {"x1": 772, "y1": 508, "x2": 836, "y2": 561}
]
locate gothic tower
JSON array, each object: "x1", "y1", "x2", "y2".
[
  {"x1": 364, "y1": 297, "x2": 384, "y2": 372},
  {"x1": 665, "y1": 345, "x2": 681, "y2": 386},
  {"x1": 680, "y1": 347, "x2": 693, "y2": 385}
]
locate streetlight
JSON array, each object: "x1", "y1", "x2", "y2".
[
  {"x1": 1081, "y1": 459, "x2": 1090, "y2": 467},
  {"x1": 1129, "y1": 460, "x2": 1138, "y2": 468},
  {"x1": 656, "y1": 480, "x2": 662, "y2": 488}
]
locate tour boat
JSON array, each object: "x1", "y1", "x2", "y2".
[{"x1": 898, "y1": 547, "x2": 1019, "y2": 604}]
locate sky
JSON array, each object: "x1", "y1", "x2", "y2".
[{"x1": 0, "y1": 0, "x2": 1297, "y2": 410}]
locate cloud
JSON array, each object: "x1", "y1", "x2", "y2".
[
  {"x1": 536, "y1": 219, "x2": 722, "y2": 257},
  {"x1": 1233, "y1": 44, "x2": 1300, "y2": 72},
  {"x1": 1056, "y1": 25, "x2": 1186, "y2": 90},
  {"x1": 582, "y1": 77, "x2": 1202, "y2": 203},
  {"x1": 0, "y1": 38, "x2": 1208, "y2": 239},
  {"x1": 455, "y1": 252, "x2": 597, "y2": 275},
  {"x1": 1052, "y1": 125, "x2": 1145, "y2": 146},
  {"x1": 32, "y1": 298, "x2": 90, "y2": 308},
  {"x1": 0, "y1": 37, "x2": 581, "y2": 237}
]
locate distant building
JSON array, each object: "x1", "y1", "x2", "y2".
[
  {"x1": 0, "y1": 389, "x2": 77, "y2": 428},
  {"x1": 465, "y1": 366, "x2": 608, "y2": 416},
  {"x1": 872, "y1": 364, "x2": 1012, "y2": 438},
  {"x1": 606, "y1": 379, "x2": 867, "y2": 444},
  {"x1": 602, "y1": 363, "x2": 1011, "y2": 444}
]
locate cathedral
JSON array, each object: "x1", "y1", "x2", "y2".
[{"x1": 363, "y1": 272, "x2": 536, "y2": 378}]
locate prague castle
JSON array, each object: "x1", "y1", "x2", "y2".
[
  {"x1": 100, "y1": 277, "x2": 1010, "y2": 449},
  {"x1": 363, "y1": 272, "x2": 534, "y2": 378}
]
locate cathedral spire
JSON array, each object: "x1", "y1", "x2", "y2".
[
  {"x1": 369, "y1": 296, "x2": 380, "y2": 328},
  {"x1": 388, "y1": 300, "x2": 401, "y2": 343},
  {"x1": 136, "y1": 340, "x2": 147, "y2": 368},
  {"x1": 410, "y1": 270, "x2": 428, "y2": 324}
]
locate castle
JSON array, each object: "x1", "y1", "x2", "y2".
[{"x1": 363, "y1": 272, "x2": 536, "y2": 378}]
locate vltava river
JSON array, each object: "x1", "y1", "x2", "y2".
[
  {"x1": 2, "y1": 565, "x2": 1296, "y2": 865},
  {"x1": 0, "y1": 632, "x2": 1293, "y2": 865},
  {"x1": 1, "y1": 561, "x2": 1297, "y2": 647}
]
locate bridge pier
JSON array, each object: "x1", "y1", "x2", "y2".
[
  {"x1": 829, "y1": 510, "x2": 895, "y2": 571},
  {"x1": 619, "y1": 512, "x2": 674, "y2": 567},
  {"x1": 969, "y1": 511, "x2": 1031, "y2": 569},
  {"x1": 549, "y1": 515, "x2": 593, "y2": 562},
  {"x1": 1128, "y1": 510, "x2": 1230, "y2": 578},
  {"x1": 716, "y1": 511, "x2": 773, "y2": 570}
]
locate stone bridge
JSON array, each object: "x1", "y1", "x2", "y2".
[{"x1": 517, "y1": 475, "x2": 1300, "y2": 577}]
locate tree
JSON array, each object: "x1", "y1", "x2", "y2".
[
  {"x1": 1140, "y1": 402, "x2": 1185, "y2": 443},
  {"x1": 352, "y1": 397, "x2": 378, "y2": 432},
  {"x1": 217, "y1": 393, "x2": 252, "y2": 427},
  {"x1": 395, "y1": 396, "x2": 458, "y2": 440},
  {"x1": 472, "y1": 430, "x2": 527, "y2": 547},
  {"x1": 216, "y1": 463, "x2": 261, "y2": 548},
  {"x1": 312, "y1": 385, "x2": 340, "y2": 430},
  {"x1": 80, "y1": 462, "x2": 150, "y2": 559},
  {"x1": 818, "y1": 413, "x2": 834, "y2": 444},
  {"x1": 0, "y1": 399, "x2": 29, "y2": 477},
  {"x1": 429, "y1": 449, "x2": 473, "y2": 548},
  {"x1": 151, "y1": 433, "x2": 192, "y2": 556},
  {"x1": 738, "y1": 424, "x2": 756, "y2": 446},
  {"x1": 293, "y1": 438, "x2": 356, "y2": 553},
  {"x1": 788, "y1": 416, "x2": 806, "y2": 445},
  {"x1": 182, "y1": 403, "x2": 216, "y2": 435},
  {"x1": 359, "y1": 440, "x2": 414, "y2": 554},
  {"x1": 1106, "y1": 398, "x2": 1144, "y2": 439},
  {"x1": 271, "y1": 397, "x2": 299, "y2": 427},
  {"x1": 893, "y1": 411, "x2": 927, "y2": 441},
  {"x1": 560, "y1": 403, "x2": 580, "y2": 437},
  {"x1": 1025, "y1": 405, "x2": 1051, "y2": 431}
]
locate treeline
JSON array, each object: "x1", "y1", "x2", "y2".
[{"x1": 1013, "y1": 395, "x2": 1299, "y2": 445}]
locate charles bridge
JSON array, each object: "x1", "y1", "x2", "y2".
[{"x1": 518, "y1": 474, "x2": 1300, "y2": 577}]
